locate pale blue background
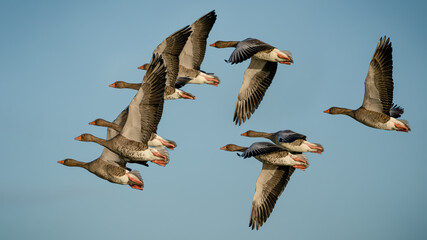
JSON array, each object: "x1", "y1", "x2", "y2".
[{"x1": 1, "y1": 0, "x2": 426, "y2": 239}]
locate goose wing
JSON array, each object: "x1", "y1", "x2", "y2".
[
  {"x1": 276, "y1": 130, "x2": 306, "y2": 143},
  {"x1": 362, "y1": 36, "x2": 393, "y2": 115},
  {"x1": 233, "y1": 58, "x2": 277, "y2": 125},
  {"x1": 179, "y1": 10, "x2": 217, "y2": 70},
  {"x1": 121, "y1": 54, "x2": 166, "y2": 146},
  {"x1": 228, "y1": 38, "x2": 274, "y2": 64},
  {"x1": 99, "y1": 108, "x2": 129, "y2": 168},
  {"x1": 240, "y1": 142, "x2": 283, "y2": 159},
  {"x1": 154, "y1": 26, "x2": 191, "y2": 88},
  {"x1": 249, "y1": 164, "x2": 295, "y2": 230}
]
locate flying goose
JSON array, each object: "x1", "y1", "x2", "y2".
[
  {"x1": 75, "y1": 54, "x2": 169, "y2": 166},
  {"x1": 210, "y1": 38, "x2": 293, "y2": 125},
  {"x1": 220, "y1": 142, "x2": 308, "y2": 230},
  {"x1": 241, "y1": 130, "x2": 324, "y2": 153},
  {"x1": 324, "y1": 36, "x2": 410, "y2": 132}
]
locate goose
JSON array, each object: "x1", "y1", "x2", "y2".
[
  {"x1": 89, "y1": 116, "x2": 177, "y2": 150},
  {"x1": 75, "y1": 54, "x2": 169, "y2": 167},
  {"x1": 220, "y1": 142, "x2": 308, "y2": 230},
  {"x1": 176, "y1": 10, "x2": 220, "y2": 87},
  {"x1": 241, "y1": 130, "x2": 324, "y2": 154},
  {"x1": 141, "y1": 25, "x2": 195, "y2": 100},
  {"x1": 137, "y1": 11, "x2": 220, "y2": 88},
  {"x1": 209, "y1": 38, "x2": 293, "y2": 125},
  {"x1": 58, "y1": 159, "x2": 144, "y2": 190},
  {"x1": 324, "y1": 36, "x2": 410, "y2": 132},
  {"x1": 59, "y1": 108, "x2": 144, "y2": 190}
]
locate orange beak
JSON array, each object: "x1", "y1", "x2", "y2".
[
  {"x1": 109, "y1": 83, "x2": 116, "y2": 88},
  {"x1": 153, "y1": 152, "x2": 167, "y2": 160},
  {"x1": 240, "y1": 132, "x2": 248, "y2": 136},
  {"x1": 89, "y1": 121, "x2": 96, "y2": 125},
  {"x1": 182, "y1": 93, "x2": 196, "y2": 100},
  {"x1": 57, "y1": 160, "x2": 65, "y2": 164},
  {"x1": 130, "y1": 185, "x2": 143, "y2": 190},
  {"x1": 75, "y1": 136, "x2": 82, "y2": 141},
  {"x1": 220, "y1": 146, "x2": 227, "y2": 150},
  {"x1": 323, "y1": 109, "x2": 330, "y2": 113},
  {"x1": 280, "y1": 61, "x2": 291, "y2": 65},
  {"x1": 209, "y1": 43, "x2": 215, "y2": 47}
]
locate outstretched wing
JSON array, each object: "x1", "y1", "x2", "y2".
[
  {"x1": 233, "y1": 59, "x2": 277, "y2": 125},
  {"x1": 249, "y1": 164, "x2": 295, "y2": 230},
  {"x1": 240, "y1": 142, "x2": 283, "y2": 159},
  {"x1": 154, "y1": 26, "x2": 192, "y2": 88},
  {"x1": 362, "y1": 36, "x2": 393, "y2": 115},
  {"x1": 179, "y1": 10, "x2": 217, "y2": 70},
  {"x1": 276, "y1": 130, "x2": 306, "y2": 143},
  {"x1": 228, "y1": 38, "x2": 274, "y2": 64},
  {"x1": 121, "y1": 54, "x2": 166, "y2": 146}
]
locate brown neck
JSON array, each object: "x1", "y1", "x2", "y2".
[
  {"x1": 60, "y1": 159, "x2": 88, "y2": 169},
  {"x1": 226, "y1": 144, "x2": 248, "y2": 152},
  {"x1": 245, "y1": 131, "x2": 273, "y2": 139},
  {"x1": 94, "y1": 119, "x2": 122, "y2": 132},
  {"x1": 331, "y1": 107, "x2": 356, "y2": 118},
  {"x1": 213, "y1": 41, "x2": 239, "y2": 48},
  {"x1": 124, "y1": 82, "x2": 141, "y2": 90},
  {"x1": 80, "y1": 134, "x2": 110, "y2": 148}
]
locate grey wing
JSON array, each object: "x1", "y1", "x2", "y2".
[
  {"x1": 139, "y1": 54, "x2": 167, "y2": 145},
  {"x1": 99, "y1": 108, "x2": 129, "y2": 168},
  {"x1": 228, "y1": 38, "x2": 274, "y2": 64},
  {"x1": 362, "y1": 36, "x2": 393, "y2": 115},
  {"x1": 276, "y1": 130, "x2": 306, "y2": 143},
  {"x1": 241, "y1": 142, "x2": 284, "y2": 159},
  {"x1": 249, "y1": 164, "x2": 295, "y2": 230},
  {"x1": 179, "y1": 10, "x2": 217, "y2": 70},
  {"x1": 233, "y1": 59, "x2": 278, "y2": 125},
  {"x1": 154, "y1": 26, "x2": 192, "y2": 87}
]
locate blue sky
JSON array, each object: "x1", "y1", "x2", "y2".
[{"x1": 1, "y1": 0, "x2": 427, "y2": 239}]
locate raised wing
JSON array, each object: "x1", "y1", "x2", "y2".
[
  {"x1": 240, "y1": 142, "x2": 283, "y2": 159},
  {"x1": 362, "y1": 36, "x2": 393, "y2": 115},
  {"x1": 179, "y1": 10, "x2": 217, "y2": 70},
  {"x1": 276, "y1": 130, "x2": 306, "y2": 143},
  {"x1": 249, "y1": 164, "x2": 295, "y2": 230},
  {"x1": 153, "y1": 26, "x2": 191, "y2": 87},
  {"x1": 121, "y1": 54, "x2": 166, "y2": 146},
  {"x1": 228, "y1": 38, "x2": 274, "y2": 64},
  {"x1": 233, "y1": 59, "x2": 277, "y2": 125}
]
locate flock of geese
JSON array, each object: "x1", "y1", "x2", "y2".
[{"x1": 58, "y1": 10, "x2": 411, "y2": 230}]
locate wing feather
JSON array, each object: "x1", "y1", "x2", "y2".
[
  {"x1": 249, "y1": 164, "x2": 295, "y2": 230},
  {"x1": 362, "y1": 36, "x2": 393, "y2": 115},
  {"x1": 233, "y1": 59, "x2": 277, "y2": 125}
]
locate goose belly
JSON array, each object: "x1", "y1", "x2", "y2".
[
  {"x1": 276, "y1": 142, "x2": 311, "y2": 153},
  {"x1": 255, "y1": 155, "x2": 297, "y2": 166},
  {"x1": 253, "y1": 50, "x2": 278, "y2": 62},
  {"x1": 115, "y1": 145, "x2": 154, "y2": 162}
]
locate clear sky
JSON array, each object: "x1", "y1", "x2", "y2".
[{"x1": 1, "y1": 0, "x2": 427, "y2": 239}]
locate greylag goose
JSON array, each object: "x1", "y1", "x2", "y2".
[
  {"x1": 140, "y1": 26, "x2": 195, "y2": 100},
  {"x1": 324, "y1": 36, "x2": 410, "y2": 132},
  {"x1": 89, "y1": 116, "x2": 177, "y2": 150},
  {"x1": 220, "y1": 142, "x2": 308, "y2": 230},
  {"x1": 176, "y1": 10, "x2": 220, "y2": 87},
  {"x1": 58, "y1": 158, "x2": 144, "y2": 190},
  {"x1": 59, "y1": 108, "x2": 144, "y2": 190},
  {"x1": 209, "y1": 38, "x2": 293, "y2": 125},
  {"x1": 75, "y1": 54, "x2": 169, "y2": 167},
  {"x1": 241, "y1": 130, "x2": 324, "y2": 154},
  {"x1": 138, "y1": 11, "x2": 220, "y2": 88}
]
